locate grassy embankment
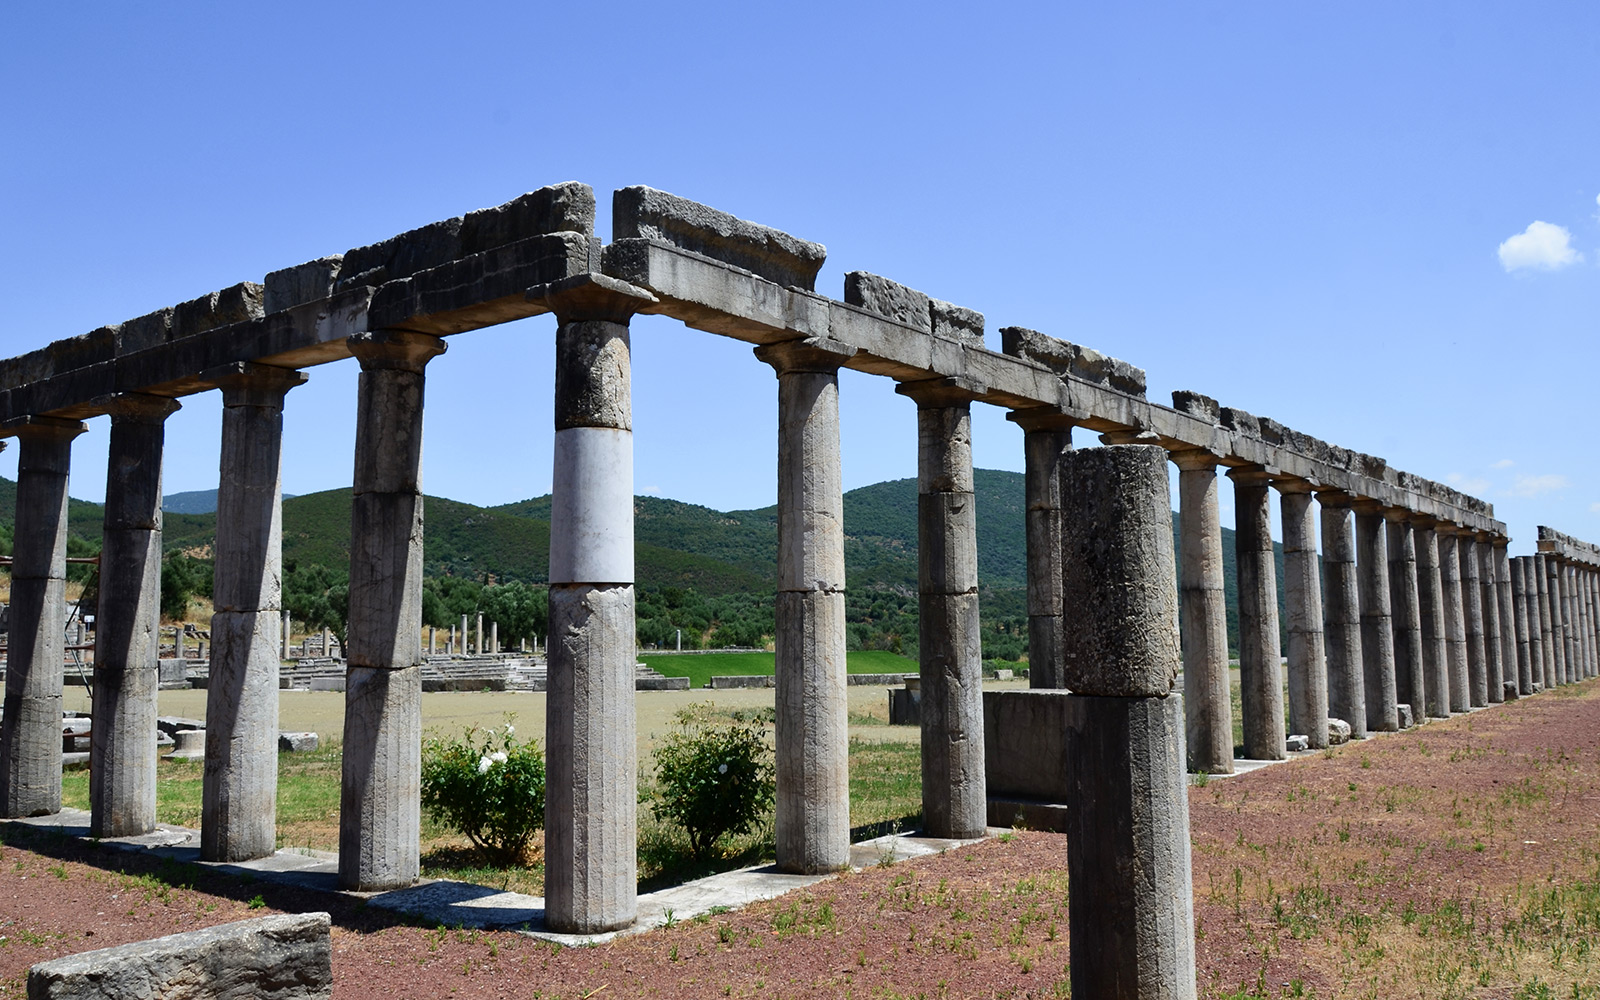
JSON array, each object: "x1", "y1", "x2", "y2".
[{"x1": 638, "y1": 649, "x2": 917, "y2": 689}]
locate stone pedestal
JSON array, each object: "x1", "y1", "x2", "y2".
[
  {"x1": 1319, "y1": 493, "x2": 1365, "y2": 739},
  {"x1": 1228, "y1": 467, "x2": 1285, "y2": 760},
  {"x1": 898, "y1": 379, "x2": 986, "y2": 839},
  {"x1": 1008, "y1": 409, "x2": 1073, "y2": 691},
  {"x1": 1058, "y1": 445, "x2": 1194, "y2": 1000},
  {"x1": 1437, "y1": 529, "x2": 1469, "y2": 712},
  {"x1": 756, "y1": 339, "x2": 852, "y2": 874},
  {"x1": 92, "y1": 394, "x2": 181, "y2": 838},
  {"x1": 539, "y1": 276, "x2": 653, "y2": 934},
  {"x1": 1385, "y1": 511, "x2": 1426, "y2": 725},
  {"x1": 339, "y1": 331, "x2": 445, "y2": 891},
  {"x1": 1171, "y1": 449, "x2": 1233, "y2": 771},
  {"x1": 1354, "y1": 501, "x2": 1397, "y2": 732},
  {"x1": 1460, "y1": 536, "x2": 1487, "y2": 707},
  {"x1": 0, "y1": 419, "x2": 84, "y2": 818},
  {"x1": 1278, "y1": 479, "x2": 1327, "y2": 749},
  {"x1": 1414, "y1": 520, "x2": 1451, "y2": 719},
  {"x1": 202, "y1": 363, "x2": 305, "y2": 862}
]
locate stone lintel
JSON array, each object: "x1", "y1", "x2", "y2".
[
  {"x1": 1315, "y1": 488, "x2": 1356, "y2": 508},
  {"x1": 200, "y1": 362, "x2": 308, "y2": 407},
  {"x1": 613, "y1": 186, "x2": 825, "y2": 291},
  {"x1": 1350, "y1": 498, "x2": 1387, "y2": 517},
  {"x1": 753, "y1": 336, "x2": 856, "y2": 375},
  {"x1": 896, "y1": 375, "x2": 985, "y2": 408},
  {"x1": 529, "y1": 273, "x2": 658, "y2": 324},
  {"x1": 845, "y1": 272, "x2": 933, "y2": 333},
  {"x1": 999, "y1": 326, "x2": 1147, "y2": 396},
  {"x1": 347, "y1": 330, "x2": 447, "y2": 374},
  {"x1": 1171, "y1": 389, "x2": 1221, "y2": 424}
]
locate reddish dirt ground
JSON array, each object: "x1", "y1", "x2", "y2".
[{"x1": 1, "y1": 681, "x2": 1596, "y2": 999}]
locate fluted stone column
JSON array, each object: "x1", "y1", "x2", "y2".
[
  {"x1": 1476, "y1": 537, "x2": 1503, "y2": 703},
  {"x1": 1535, "y1": 553, "x2": 1556, "y2": 688},
  {"x1": 1171, "y1": 449, "x2": 1233, "y2": 771},
  {"x1": 339, "y1": 330, "x2": 445, "y2": 892},
  {"x1": 202, "y1": 364, "x2": 305, "y2": 862},
  {"x1": 1414, "y1": 520, "x2": 1450, "y2": 719},
  {"x1": 1561, "y1": 563, "x2": 1579, "y2": 684},
  {"x1": 1459, "y1": 535, "x2": 1487, "y2": 707},
  {"x1": 898, "y1": 379, "x2": 986, "y2": 839},
  {"x1": 1058, "y1": 446, "x2": 1194, "y2": 1000},
  {"x1": 1511, "y1": 557, "x2": 1534, "y2": 694},
  {"x1": 1319, "y1": 493, "x2": 1365, "y2": 739},
  {"x1": 1385, "y1": 510, "x2": 1426, "y2": 725},
  {"x1": 1438, "y1": 528, "x2": 1470, "y2": 712},
  {"x1": 1587, "y1": 572, "x2": 1599, "y2": 678},
  {"x1": 1549, "y1": 558, "x2": 1570, "y2": 685},
  {"x1": 1353, "y1": 501, "x2": 1397, "y2": 732},
  {"x1": 1008, "y1": 409, "x2": 1073, "y2": 691},
  {"x1": 756, "y1": 338, "x2": 851, "y2": 875},
  {"x1": 1228, "y1": 466, "x2": 1284, "y2": 760},
  {"x1": 1493, "y1": 541, "x2": 1517, "y2": 699},
  {"x1": 1279, "y1": 479, "x2": 1328, "y2": 749},
  {"x1": 91, "y1": 393, "x2": 181, "y2": 838},
  {"x1": 0, "y1": 419, "x2": 85, "y2": 818}
]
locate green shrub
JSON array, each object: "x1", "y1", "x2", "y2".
[
  {"x1": 651, "y1": 706, "x2": 775, "y2": 859},
  {"x1": 420, "y1": 721, "x2": 545, "y2": 866}
]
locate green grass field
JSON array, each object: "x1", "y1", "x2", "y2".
[{"x1": 638, "y1": 649, "x2": 916, "y2": 689}]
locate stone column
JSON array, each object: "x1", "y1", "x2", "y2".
[
  {"x1": 0, "y1": 419, "x2": 85, "y2": 818},
  {"x1": 1059, "y1": 445, "x2": 1194, "y2": 1000},
  {"x1": 1586, "y1": 571, "x2": 1599, "y2": 678},
  {"x1": 1228, "y1": 466, "x2": 1285, "y2": 760},
  {"x1": 1171, "y1": 449, "x2": 1233, "y2": 771},
  {"x1": 898, "y1": 379, "x2": 986, "y2": 838},
  {"x1": 1534, "y1": 553, "x2": 1556, "y2": 688},
  {"x1": 490, "y1": 622, "x2": 498, "y2": 655},
  {"x1": 202, "y1": 364, "x2": 305, "y2": 863},
  {"x1": 282, "y1": 611, "x2": 291, "y2": 660},
  {"x1": 1548, "y1": 557, "x2": 1569, "y2": 685},
  {"x1": 91, "y1": 393, "x2": 181, "y2": 838},
  {"x1": 1353, "y1": 501, "x2": 1397, "y2": 732},
  {"x1": 1511, "y1": 557, "x2": 1534, "y2": 694},
  {"x1": 1007, "y1": 409, "x2": 1072, "y2": 691},
  {"x1": 474, "y1": 613, "x2": 483, "y2": 656},
  {"x1": 1459, "y1": 535, "x2": 1487, "y2": 707},
  {"x1": 1437, "y1": 528, "x2": 1470, "y2": 712},
  {"x1": 1278, "y1": 478, "x2": 1328, "y2": 749},
  {"x1": 755, "y1": 338, "x2": 852, "y2": 875},
  {"x1": 339, "y1": 330, "x2": 445, "y2": 891},
  {"x1": 428, "y1": 628, "x2": 436, "y2": 656},
  {"x1": 1493, "y1": 540, "x2": 1517, "y2": 699},
  {"x1": 1319, "y1": 492, "x2": 1366, "y2": 739},
  {"x1": 541, "y1": 276, "x2": 652, "y2": 935},
  {"x1": 1476, "y1": 537, "x2": 1503, "y2": 703},
  {"x1": 1561, "y1": 563, "x2": 1578, "y2": 684},
  {"x1": 1414, "y1": 520, "x2": 1451, "y2": 719},
  {"x1": 459, "y1": 616, "x2": 467, "y2": 653},
  {"x1": 1385, "y1": 510, "x2": 1426, "y2": 725}
]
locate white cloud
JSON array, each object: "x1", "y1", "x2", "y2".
[
  {"x1": 1447, "y1": 473, "x2": 1492, "y2": 494},
  {"x1": 1492, "y1": 458, "x2": 1515, "y2": 469},
  {"x1": 1590, "y1": 501, "x2": 1600, "y2": 514},
  {"x1": 1498, "y1": 221, "x2": 1582, "y2": 272},
  {"x1": 1507, "y1": 473, "x2": 1570, "y2": 498}
]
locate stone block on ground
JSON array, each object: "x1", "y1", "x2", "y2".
[
  {"x1": 1503, "y1": 680, "x2": 1520, "y2": 701},
  {"x1": 983, "y1": 690, "x2": 1070, "y2": 803},
  {"x1": 888, "y1": 687, "x2": 921, "y2": 726},
  {"x1": 278, "y1": 732, "x2": 319, "y2": 753},
  {"x1": 27, "y1": 911, "x2": 331, "y2": 1000},
  {"x1": 708, "y1": 674, "x2": 773, "y2": 689},
  {"x1": 1327, "y1": 718, "x2": 1352, "y2": 745},
  {"x1": 1285, "y1": 734, "x2": 1310, "y2": 752},
  {"x1": 612, "y1": 186, "x2": 826, "y2": 291},
  {"x1": 1397, "y1": 703, "x2": 1414, "y2": 729},
  {"x1": 155, "y1": 717, "x2": 204, "y2": 739}
]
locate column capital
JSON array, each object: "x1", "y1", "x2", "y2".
[
  {"x1": 1381, "y1": 505, "x2": 1415, "y2": 524},
  {"x1": 98, "y1": 392, "x2": 181, "y2": 425},
  {"x1": 529, "y1": 273, "x2": 657, "y2": 324},
  {"x1": 1314, "y1": 487, "x2": 1356, "y2": 508},
  {"x1": 1350, "y1": 498, "x2": 1387, "y2": 517},
  {"x1": 1168, "y1": 446, "x2": 1222, "y2": 472},
  {"x1": 895, "y1": 375, "x2": 984, "y2": 408},
  {"x1": 348, "y1": 330, "x2": 446, "y2": 373},
  {"x1": 1007, "y1": 406, "x2": 1076, "y2": 434},
  {"x1": 1226, "y1": 463, "x2": 1275, "y2": 486},
  {"x1": 1272, "y1": 474, "x2": 1317, "y2": 495},
  {"x1": 1099, "y1": 427, "x2": 1161, "y2": 446},
  {"x1": 753, "y1": 336, "x2": 856, "y2": 375},
  {"x1": 1434, "y1": 521, "x2": 1468, "y2": 537},
  {"x1": 202, "y1": 362, "x2": 308, "y2": 408},
  {"x1": 0, "y1": 414, "x2": 87, "y2": 444}
]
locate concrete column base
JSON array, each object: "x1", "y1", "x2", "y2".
[{"x1": 338, "y1": 664, "x2": 421, "y2": 891}]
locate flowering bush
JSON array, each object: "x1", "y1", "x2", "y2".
[
  {"x1": 420, "y1": 720, "x2": 545, "y2": 866},
  {"x1": 651, "y1": 707, "x2": 776, "y2": 859}
]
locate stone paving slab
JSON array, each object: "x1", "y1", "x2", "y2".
[{"x1": 2, "y1": 809, "x2": 987, "y2": 945}]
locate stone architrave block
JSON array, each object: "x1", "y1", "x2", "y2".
[
  {"x1": 612, "y1": 186, "x2": 826, "y2": 291},
  {"x1": 930, "y1": 299, "x2": 984, "y2": 345},
  {"x1": 278, "y1": 732, "x2": 319, "y2": 753},
  {"x1": 1219, "y1": 406, "x2": 1260, "y2": 439},
  {"x1": 1060, "y1": 446, "x2": 1181, "y2": 696},
  {"x1": 982, "y1": 689, "x2": 1071, "y2": 802},
  {"x1": 1172, "y1": 390, "x2": 1220, "y2": 424},
  {"x1": 51, "y1": 328, "x2": 116, "y2": 375},
  {"x1": 460, "y1": 181, "x2": 596, "y2": 253},
  {"x1": 996, "y1": 326, "x2": 1146, "y2": 396},
  {"x1": 843, "y1": 272, "x2": 932, "y2": 332},
  {"x1": 114, "y1": 309, "x2": 174, "y2": 356},
  {"x1": 264, "y1": 257, "x2": 344, "y2": 314},
  {"x1": 1285, "y1": 734, "x2": 1310, "y2": 752},
  {"x1": 27, "y1": 911, "x2": 332, "y2": 1000},
  {"x1": 172, "y1": 283, "x2": 266, "y2": 340},
  {"x1": 339, "y1": 217, "x2": 465, "y2": 292}
]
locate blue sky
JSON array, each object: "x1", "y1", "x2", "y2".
[{"x1": 2, "y1": 3, "x2": 1596, "y2": 554}]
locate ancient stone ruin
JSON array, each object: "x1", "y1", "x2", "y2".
[{"x1": 0, "y1": 181, "x2": 1597, "y2": 994}]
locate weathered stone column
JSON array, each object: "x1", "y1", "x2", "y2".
[
  {"x1": 1459, "y1": 535, "x2": 1487, "y2": 707},
  {"x1": 1385, "y1": 510, "x2": 1426, "y2": 725},
  {"x1": 1534, "y1": 553, "x2": 1557, "y2": 688},
  {"x1": 1560, "y1": 563, "x2": 1578, "y2": 684},
  {"x1": 1171, "y1": 448, "x2": 1233, "y2": 771},
  {"x1": 1437, "y1": 528, "x2": 1470, "y2": 712},
  {"x1": 91, "y1": 393, "x2": 181, "y2": 838},
  {"x1": 1279, "y1": 478, "x2": 1328, "y2": 749},
  {"x1": 755, "y1": 338, "x2": 852, "y2": 875},
  {"x1": 0, "y1": 419, "x2": 84, "y2": 818},
  {"x1": 1353, "y1": 501, "x2": 1397, "y2": 732},
  {"x1": 1059, "y1": 445, "x2": 1194, "y2": 1000},
  {"x1": 202, "y1": 363, "x2": 305, "y2": 862},
  {"x1": 1319, "y1": 492, "x2": 1366, "y2": 739},
  {"x1": 538, "y1": 275, "x2": 652, "y2": 934},
  {"x1": 1511, "y1": 557, "x2": 1533, "y2": 693},
  {"x1": 1228, "y1": 466, "x2": 1285, "y2": 760},
  {"x1": 476, "y1": 613, "x2": 484, "y2": 656},
  {"x1": 898, "y1": 378, "x2": 986, "y2": 838},
  {"x1": 1007, "y1": 408, "x2": 1073, "y2": 691},
  {"x1": 1493, "y1": 540, "x2": 1517, "y2": 699},
  {"x1": 1414, "y1": 519, "x2": 1451, "y2": 718},
  {"x1": 1476, "y1": 537, "x2": 1504, "y2": 703},
  {"x1": 1548, "y1": 557, "x2": 1569, "y2": 685},
  {"x1": 1586, "y1": 571, "x2": 1599, "y2": 678},
  {"x1": 339, "y1": 330, "x2": 445, "y2": 892}
]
